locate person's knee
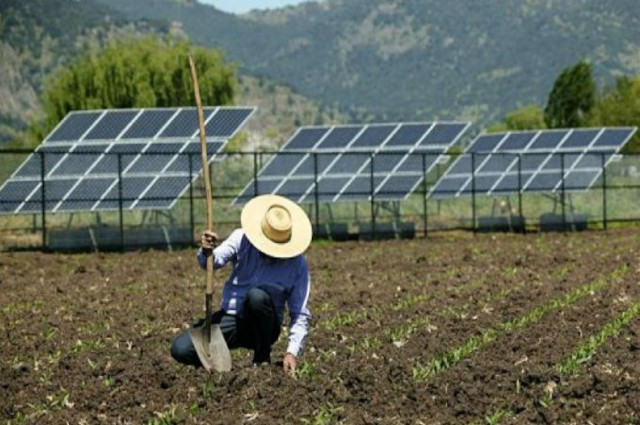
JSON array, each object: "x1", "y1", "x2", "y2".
[
  {"x1": 170, "y1": 332, "x2": 191, "y2": 363},
  {"x1": 246, "y1": 287, "x2": 271, "y2": 308}
]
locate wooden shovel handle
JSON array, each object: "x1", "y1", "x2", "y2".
[{"x1": 188, "y1": 54, "x2": 214, "y2": 297}]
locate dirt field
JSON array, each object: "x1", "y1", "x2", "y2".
[{"x1": 2, "y1": 229, "x2": 640, "y2": 424}]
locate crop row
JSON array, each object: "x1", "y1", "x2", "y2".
[{"x1": 412, "y1": 265, "x2": 629, "y2": 380}]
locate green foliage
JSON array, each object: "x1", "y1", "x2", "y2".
[
  {"x1": 488, "y1": 105, "x2": 547, "y2": 133},
  {"x1": 33, "y1": 37, "x2": 236, "y2": 142},
  {"x1": 588, "y1": 76, "x2": 640, "y2": 153},
  {"x1": 544, "y1": 61, "x2": 595, "y2": 129}
]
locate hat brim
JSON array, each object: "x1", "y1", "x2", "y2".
[{"x1": 241, "y1": 195, "x2": 312, "y2": 258}]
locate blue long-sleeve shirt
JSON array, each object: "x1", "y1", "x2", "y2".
[{"x1": 197, "y1": 229, "x2": 311, "y2": 357}]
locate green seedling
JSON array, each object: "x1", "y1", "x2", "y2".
[
  {"x1": 293, "y1": 360, "x2": 316, "y2": 380},
  {"x1": 148, "y1": 405, "x2": 178, "y2": 425},
  {"x1": 558, "y1": 296, "x2": 640, "y2": 375},
  {"x1": 300, "y1": 403, "x2": 344, "y2": 425},
  {"x1": 413, "y1": 265, "x2": 627, "y2": 380}
]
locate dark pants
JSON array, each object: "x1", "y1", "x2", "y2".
[{"x1": 171, "y1": 288, "x2": 281, "y2": 366}]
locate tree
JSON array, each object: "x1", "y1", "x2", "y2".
[
  {"x1": 31, "y1": 37, "x2": 236, "y2": 142},
  {"x1": 544, "y1": 61, "x2": 595, "y2": 129},
  {"x1": 588, "y1": 75, "x2": 640, "y2": 153},
  {"x1": 487, "y1": 104, "x2": 547, "y2": 133}
]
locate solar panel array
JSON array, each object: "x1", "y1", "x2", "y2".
[
  {"x1": 0, "y1": 107, "x2": 255, "y2": 214},
  {"x1": 429, "y1": 127, "x2": 637, "y2": 199},
  {"x1": 235, "y1": 122, "x2": 470, "y2": 204}
]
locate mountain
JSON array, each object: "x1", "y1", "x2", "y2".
[
  {"x1": 0, "y1": 0, "x2": 170, "y2": 144},
  {"x1": 0, "y1": 0, "x2": 342, "y2": 147},
  {"x1": 99, "y1": 0, "x2": 640, "y2": 125}
]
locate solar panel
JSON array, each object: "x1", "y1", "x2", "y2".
[
  {"x1": 0, "y1": 106, "x2": 256, "y2": 214},
  {"x1": 235, "y1": 121, "x2": 470, "y2": 204},
  {"x1": 429, "y1": 127, "x2": 637, "y2": 199}
]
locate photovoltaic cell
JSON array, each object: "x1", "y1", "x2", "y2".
[
  {"x1": 0, "y1": 106, "x2": 256, "y2": 214},
  {"x1": 350, "y1": 125, "x2": 395, "y2": 148},
  {"x1": 203, "y1": 108, "x2": 253, "y2": 138},
  {"x1": 96, "y1": 176, "x2": 155, "y2": 210},
  {"x1": 83, "y1": 111, "x2": 139, "y2": 140},
  {"x1": 529, "y1": 131, "x2": 568, "y2": 150},
  {"x1": 315, "y1": 127, "x2": 363, "y2": 149},
  {"x1": 419, "y1": 123, "x2": 467, "y2": 147},
  {"x1": 376, "y1": 175, "x2": 423, "y2": 200},
  {"x1": 159, "y1": 109, "x2": 204, "y2": 138},
  {"x1": 121, "y1": 110, "x2": 177, "y2": 139},
  {"x1": 469, "y1": 134, "x2": 503, "y2": 152},
  {"x1": 384, "y1": 124, "x2": 431, "y2": 147},
  {"x1": 20, "y1": 179, "x2": 76, "y2": 213},
  {"x1": 593, "y1": 128, "x2": 634, "y2": 148},
  {"x1": 136, "y1": 176, "x2": 191, "y2": 209},
  {"x1": 429, "y1": 127, "x2": 636, "y2": 199},
  {"x1": 47, "y1": 112, "x2": 102, "y2": 142},
  {"x1": 56, "y1": 178, "x2": 115, "y2": 212},
  {"x1": 500, "y1": 132, "x2": 537, "y2": 150},
  {"x1": 560, "y1": 129, "x2": 599, "y2": 149},
  {"x1": 0, "y1": 181, "x2": 40, "y2": 213},
  {"x1": 284, "y1": 128, "x2": 330, "y2": 150},
  {"x1": 51, "y1": 144, "x2": 109, "y2": 176},
  {"x1": 276, "y1": 178, "x2": 314, "y2": 202},
  {"x1": 236, "y1": 121, "x2": 470, "y2": 204},
  {"x1": 126, "y1": 143, "x2": 185, "y2": 174}
]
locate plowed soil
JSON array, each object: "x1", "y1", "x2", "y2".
[{"x1": 1, "y1": 230, "x2": 639, "y2": 424}]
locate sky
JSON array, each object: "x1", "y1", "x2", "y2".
[{"x1": 200, "y1": 0, "x2": 312, "y2": 14}]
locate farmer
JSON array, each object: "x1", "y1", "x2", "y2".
[{"x1": 171, "y1": 194, "x2": 313, "y2": 373}]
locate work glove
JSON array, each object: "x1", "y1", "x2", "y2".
[{"x1": 201, "y1": 230, "x2": 219, "y2": 256}]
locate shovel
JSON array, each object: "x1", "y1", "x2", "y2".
[{"x1": 187, "y1": 54, "x2": 232, "y2": 372}]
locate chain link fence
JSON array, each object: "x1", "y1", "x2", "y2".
[{"x1": 0, "y1": 149, "x2": 639, "y2": 251}]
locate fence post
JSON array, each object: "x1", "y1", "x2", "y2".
[
  {"x1": 422, "y1": 152, "x2": 427, "y2": 237},
  {"x1": 518, "y1": 153, "x2": 525, "y2": 234},
  {"x1": 370, "y1": 152, "x2": 376, "y2": 239},
  {"x1": 117, "y1": 153, "x2": 124, "y2": 252},
  {"x1": 471, "y1": 152, "x2": 476, "y2": 233},
  {"x1": 561, "y1": 153, "x2": 566, "y2": 230},
  {"x1": 601, "y1": 152, "x2": 607, "y2": 230},
  {"x1": 253, "y1": 151, "x2": 258, "y2": 197},
  {"x1": 313, "y1": 153, "x2": 320, "y2": 236},
  {"x1": 188, "y1": 153, "x2": 195, "y2": 245},
  {"x1": 40, "y1": 151, "x2": 46, "y2": 250}
]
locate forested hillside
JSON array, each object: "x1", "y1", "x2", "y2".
[
  {"x1": 101, "y1": 0, "x2": 640, "y2": 124},
  {"x1": 0, "y1": 0, "x2": 341, "y2": 147}
]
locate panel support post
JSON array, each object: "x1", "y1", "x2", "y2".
[
  {"x1": 118, "y1": 153, "x2": 124, "y2": 252},
  {"x1": 314, "y1": 153, "x2": 320, "y2": 237},
  {"x1": 517, "y1": 153, "x2": 524, "y2": 234},
  {"x1": 253, "y1": 151, "x2": 259, "y2": 197},
  {"x1": 422, "y1": 152, "x2": 428, "y2": 237},
  {"x1": 602, "y1": 152, "x2": 607, "y2": 230},
  {"x1": 40, "y1": 151, "x2": 46, "y2": 251},
  {"x1": 561, "y1": 153, "x2": 566, "y2": 230},
  {"x1": 471, "y1": 152, "x2": 477, "y2": 234},
  {"x1": 188, "y1": 153, "x2": 195, "y2": 246},
  {"x1": 370, "y1": 153, "x2": 376, "y2": 239}
]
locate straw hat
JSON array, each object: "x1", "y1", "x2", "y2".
[{"x1": 241, "y1": 194, "x2": 312, "y2": 258}]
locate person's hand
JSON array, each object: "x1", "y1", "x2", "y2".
[
  {"x1": 201, "y1": 230, "x2": 219, "y2": 255},
  {"x1": 283, "y1": 352, "x2": 297, "y2": 374}
]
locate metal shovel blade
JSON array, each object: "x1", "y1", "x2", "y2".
[{"x1": 190, "y1": 323, "x2": 232, "y2": 372}]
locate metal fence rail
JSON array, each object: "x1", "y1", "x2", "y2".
[{"x1": 0, "y1": 149, "x2": 639, "y2": 251}]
